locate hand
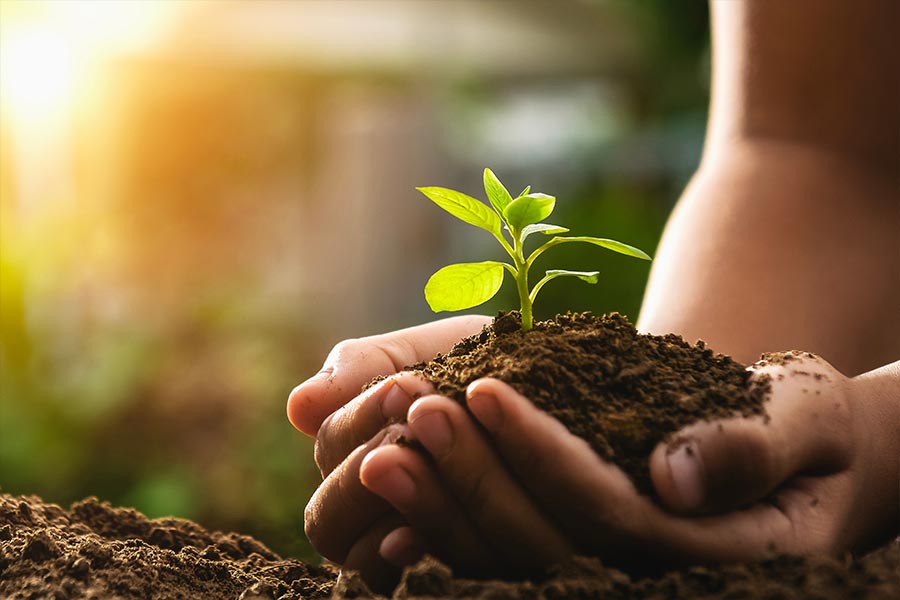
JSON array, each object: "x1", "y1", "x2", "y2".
[
  {"x1": 287, "y1": 316, "x2": 490, "y2": 590},
  {"x1": 359, "y1": 353, "x2": 899, "y2": 573},
  {"x1": 651, "y1": 353, "x2": 899, "y2": 552},
  {"x1": 287, "y1": 315, "x2": 490, "y2": 437}
]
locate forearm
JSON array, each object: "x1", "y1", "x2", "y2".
[
  {"x1": 637, "y1": 0, "x2": 900, "y2": 375},
  {"x1": 638, "y1": 143, "x2": 900, "y2": 375}
]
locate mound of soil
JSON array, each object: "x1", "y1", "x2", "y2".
[
  {"x1": 0, "y1": 494, "x2": 335, "y2": 600},
  {"x1": 411, "y1": 312, "x2": 770, "y2": 494},
  {"x1": 3, "y1": 494, "x2": 898, "y2": 599}
]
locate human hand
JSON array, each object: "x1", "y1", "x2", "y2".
[
  {"x1": 287, "y1": 315, "x2": 490, "y2": 437},
  {"x1": 651, "y1": 353, "x2": 899, "y2": 553},
  {"x1": 359, "y1": 353, "x2": 899, "y2": 574},
  {"x1": 286, "y1": 316, "x2": 490, "y2": 589}
]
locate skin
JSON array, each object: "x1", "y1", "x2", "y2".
[{"x1": 288, "y1": 0, "x2": 899, "y2": 591}]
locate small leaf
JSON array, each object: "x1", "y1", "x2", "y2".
[
  {"x1": 529, "y1": 269, "x2": 599, "y2": 304},
  {"x1": 424, "y1": 261, "x2": 506, "y2": 312},
  {"x1": 521, "y1": 223, "x2": 569, "y2": 240},
  {"x1": 557, "y1": 236, "x2": 651, "y2": 260},
  {"x1": 518, "y1": 185, "x2": 531, "y2": 197},
  {"x1": 503, "y1": 193, "x2": 555, "y2": 231},
  {"x1": 545, "y1": 269, "x2": 600, "y2": 283},
  {"x1": 483, "y1": 168, "x2": 513, "y2": 215},
  {"x1": 417, "y1": 187, "x2": 501, "y2": 235}
]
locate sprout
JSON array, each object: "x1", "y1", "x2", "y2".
[{"x1": 418, "y1": 168, "x2": 651, "y2": 331}]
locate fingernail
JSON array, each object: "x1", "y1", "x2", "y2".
[
  {"x1": 379, "y1": 527, "x2": 425, "y2": 567},
  {"x1": 409, "y1": 410, "x2": 453, "y2": 458},
  {"x1": 667, "y1": 440, "x2": 705, "y2": 511},
  {"x1": 382, "y1": 382, "x2": 413, "y2": 420},
  {"x1": 467, "y1": 392, "x2": 502, "y2": 432},
  {"x1": 365, "y1": 466, "x2": 416, "y2": 508}
]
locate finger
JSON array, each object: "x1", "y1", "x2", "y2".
[
  {"x1": 404, "y1": 395, "x2": 572, "y2": 567},
  {"x1": 288, "y1": 316, "x2": 490, "y2": 436},
  {"x1": 342, "y1": 513, "x2": 407, "y2": 595},
  {"x1": 359, "y1": 443, "x2": 499, "y2": 573},
  {"x1": 379, "y1": 526, "x2": 427, "y2": 569},
  {"x1": 315, "y1": 372, "x2": 434, "y2": 477},
  {"x1": 304, "y1": 424, "x2": 408, "y2": 563},
  {"x1": 649, "y1": 355, "x2": 851, "y2": 514},
  {"x1": 461, "y1": 379, "x2": 812, "y2": 566},
  {"x1": 464, "y1": 379, "x2": 636, "y2": 555}
]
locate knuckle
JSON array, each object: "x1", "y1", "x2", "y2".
[{"x1": 329, "y1": 338, "x2": 361, "y2": 363}]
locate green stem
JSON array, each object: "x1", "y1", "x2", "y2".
[{"x1": 512, "y1": 230, "x2": 533, "y2": 331}]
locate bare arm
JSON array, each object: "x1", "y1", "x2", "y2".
[{"x1": 638, "y1": 0, "x2": 900, "y2": 376}]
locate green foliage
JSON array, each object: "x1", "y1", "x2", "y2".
[{"x1": 418, "y1": 169, "x2": 652, "y2": 330}]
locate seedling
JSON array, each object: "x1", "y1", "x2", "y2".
[{"x1": 417, "y1": 168, "x2": 651, "y2": 331}]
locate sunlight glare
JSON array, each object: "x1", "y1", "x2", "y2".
[{"x1": 0, "y1": 26, "x2": 77, "y2": 124}]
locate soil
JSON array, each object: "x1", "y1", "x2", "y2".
[
  {"x1": 3, "y1": 494, "x2": 898, "y2": 599},
  {"x1": 410, "y1": 312, "x2": 770, "y2": 494},
  {"x1": 0, "y1": 494, "x2": 336, "y2": 600},
  {"x1": 5, "y1": 313, "x2": 897, "y2": 598}
]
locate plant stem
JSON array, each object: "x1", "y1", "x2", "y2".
[{"x1": 512, "y1": 232, "x2": 533, "y2": 331}]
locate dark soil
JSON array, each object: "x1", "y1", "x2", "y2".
[
  {"x1": 5, "y1": 313, "x2": 895, "y2": 598},
  {"x1": 0, "y1": 494, "x2": 335, "y2": 600},
  {"x1": 3, "y1": 494, "x2": 898, "y2": 599},
  {"x1": 410, "y1": 312, "x2": 770, "y2": 494}
]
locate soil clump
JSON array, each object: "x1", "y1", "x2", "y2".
[{"x1": 410, "y1": 312, "x2": 770, "y2": 494}]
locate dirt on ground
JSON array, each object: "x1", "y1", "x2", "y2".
[{"x1": 2, "y1": 494, "x2": 898, "y2": 599}]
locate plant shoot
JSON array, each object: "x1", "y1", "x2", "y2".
[{"x1": 418, "y1": 169, "x2": 651, "y2": 331}]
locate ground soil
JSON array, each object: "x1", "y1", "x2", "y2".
[
  {"x1": 3, "y1": 494, "x2": 898, "y2": 599},
  {"x1": 5, "y1": 313, "x2": 898, "y2": 598},
  {"x1": 411, "y1": 312, "x2": 770, "y2": 494}
]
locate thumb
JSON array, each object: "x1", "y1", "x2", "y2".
[
  {"x1": 288, "y1": 316, "x2": 491, "y2": 436},
  {"x1": 649, "y1": 354, "x2": 851, "y2": 514}
]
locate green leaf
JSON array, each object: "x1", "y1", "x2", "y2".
[
  {"x1": 559, "y1": 236, "x2": 652, "y2": 260},
  {"x1": 518, "y1": 185, "x2": 531, "y2": 197},
  {"x1": 521, "y1": 223, "x2": 569, "y2": 241},
  {"x1": 503, "y1": 193, "x2": 555, "y2": 231},
  {"x1": 529, "y1": 269, "x2": 599, "y2": 303},
  {"x1": 424, "y1": 261, "x2": 506, "y2": 312},
  {"x1": 483, "y1": 168, "x2": 513, "y2": 215},
  {"x1": 545, "y1": 269, "x2": 600, "y2": 283},
  {"x1": 417, "y1": 187, "x2": 501, "y2": 235}
]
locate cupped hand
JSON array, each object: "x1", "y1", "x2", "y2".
[
  {"x1": 650, "y1": 353, "x2": 899, "y2": 553},
  {"x1": 287, "y1": 316, "x2": 489, "y2": 590},
  {"x1": 360, "y1": 353, "x2": 899, "y2": 575}
]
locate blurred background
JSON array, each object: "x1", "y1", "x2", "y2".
[{"x1": 0, "y1": 0, "x2": 709, "y2": 560}]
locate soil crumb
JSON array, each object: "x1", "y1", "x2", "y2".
[
  {"x1": 411, "y1": 312, "x2": 770, "y2": 494},
  {"x1": 3, "y1": 495, "x2": 897, "y2": 599}
]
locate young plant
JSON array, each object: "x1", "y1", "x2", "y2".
[{"x1": 417, "y1": 168, "x2": 652, "y2": 331}]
